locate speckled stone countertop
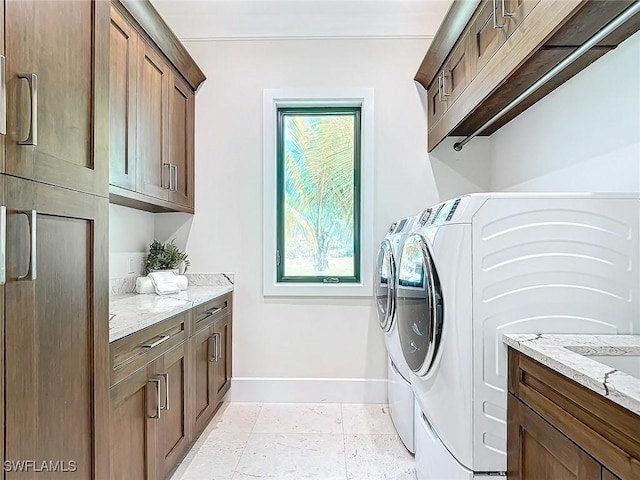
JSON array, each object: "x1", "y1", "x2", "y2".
[
  {"x1": 503, "y1": 334, "x2": 640, "y2": 416},
  {"x1": 109, "y1": 273, "x2": 234, "y2": 343}
]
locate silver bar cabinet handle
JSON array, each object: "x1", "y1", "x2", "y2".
[
  {"x1": 442, "y1": 70, "x2": 451, "y2": 97},
  {"x1": 0, "y1": 56, "x2": 6, "y2": 135},
  {"x1": 17, "y1": 210, "x2": 36, "y2": 281},
  {"x1": 208, "y1": 334, "x2": 216, "y2": 363},
  {"x1": 17, "y1": 73, "x2": 37, "y2": 146},
  {"x1": 437, "y1": 72, "x2": 444, "y2": 102},
  {"x1": 492, "y1": 0, "x2": 504, "y2": 29},
  {"x1": 501, "y1": 0, "x2": 513, "y2": 17},
  {"x1": 0, "y1": 206, "x2": 5, "y2": 285},
  {"x1": 140, "y1": 334, "x2": 171, "y2": 349},
  {"x1": 149, "y1": 378, "x2": 161, "y2": 419},
  {"x1": 211, "y1": 333, "x2": 220, "y2": 363},
  {"x1": 163, "y1": 163, "x2": 171, "y2": 189},
  {"x1": 159, "y1": 373, "x2": 169, "y2": 411},
  {"x1": 171, "y1": 165, "x2": 178, "y2": 192}
]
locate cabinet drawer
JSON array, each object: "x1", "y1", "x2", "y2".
[
  {"x1": 110, "y1": 311, "x2": 189, "y2": 386},
  {"x1": 192, "y1": 293, "x2": 232, "y2": 332}
]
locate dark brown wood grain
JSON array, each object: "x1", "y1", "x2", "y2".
[
  {"x1": 168, "y1": 71, "x2": 195, "y2": 209},
  {"x1": 115, "y1": 0, "x2": 206, "y2": 92},
  {"x1": 507, "y1": 394, "x2": 601, "y2": 480},
  {"x1": 158, "y1": 342, "x2": 191, "y2": 478},
  {"x1": 4, "y1": 175, "x2": 110, "y2": 479},
  {"x1": 191, "y1": 325, "x2": 218, "y2": 437},
  {"x1": 5, "y1": 0, "x2": 110, "y2": 197},
  {"x1": 415, "y1": 0, "x2": 481, "y2": 88},
  {"x1": 110, "y1": 5, "x2": 139, "y2": 192},
  {"x1": 213, "y1": 314, "x2": 233, "y2": 406},
  {"x1": 508, "y1": 348, "x2": 640, "y2": 479}
]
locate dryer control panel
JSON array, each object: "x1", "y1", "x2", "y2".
[{"x1": 428, "y1": 198, "x2": 461, "y2": 226}]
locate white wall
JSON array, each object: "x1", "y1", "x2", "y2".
[
  {"x1": 151, "y1": 35, "x2": 488, "y2": 400},
  {"x1": 109, "y1": 204, "x2": 156, "y2": 279},
  {"x1": 489, "y1": 30, "x2": 640, "y2": 192}
]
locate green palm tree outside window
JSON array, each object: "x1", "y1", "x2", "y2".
[{"x1": 276, "y1": 106, "x2": 361, "y2": 283}]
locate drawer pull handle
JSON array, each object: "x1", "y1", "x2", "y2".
[
  {"x1": 198, "y1": 305, "x2": 225, "y2": 323},
  {"x1": 149, "y1": 378, "x2": 162, "y2": 419},
  {"x1": 159, "y1": 373, "x2": 169, "y2": 411},
  {"x1": 17, "y1": 210, "x2": 37, "y2": 281},
  {"x1": 141, "y1": 334, "x2": 171, "y2": 349},
  {"x1": 501, "y1": 0, "x2": 513, "y2": 17}
]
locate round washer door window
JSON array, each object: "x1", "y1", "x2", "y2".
[
  {"x1": 375, "y1": 240, "x2": 396, "y2": 331},
  {"x1": 396, "y1": 233, "x2": 444, "y2": 377}
]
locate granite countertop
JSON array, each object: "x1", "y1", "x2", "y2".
[
  {"x1": 109, "y1": 273, "x2": 234, "y2": 343},
  {"x1": 503, "y1": 334, "x2": 640, "y2": 416}
]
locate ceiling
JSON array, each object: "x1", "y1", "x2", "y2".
[{"x1": 150, "y1": 0, "x2": 453, "y2": 40}]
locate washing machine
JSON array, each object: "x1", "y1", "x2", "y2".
[
  {"x1": 375, "y1": 214, "x2": 424, "y2": 453},
  {"x1": 396, "y1": 193, "x2": 640, "y2": 478}
]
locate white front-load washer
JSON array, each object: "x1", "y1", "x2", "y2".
[
  {"x1": 396, "y1": 193, "x2": 640, "y2": 478},
  {"x1": 375, "y1": 214, "x2": 423, "y2": 453}
]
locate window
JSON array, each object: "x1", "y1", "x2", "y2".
[
  {"x1": 263, "y1": 89, "x2": 374, "y2": 297},
  {"x1": 276, "y1": 107, "x2": 361, "y2": 284}
]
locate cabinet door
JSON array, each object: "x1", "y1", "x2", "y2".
[
  {"x1": 427, "y1": 75, "x2": 448, "y2": 131},
  {"x1": 137, "y1": 40, "x2": 169, "y2": 201},
  {"x1": 503, "y1": 0, "x2": 540, "y2": 39},
  {"x1": 158, "y1": 342, "x2": 190, "y2": 478},
  {"x1": 444, "y1": 31, "x2": 472, "y2": 106},
  {"x1": 192, "y1": 326, "x2": 216, "y2": 437},
  {"x1": 5, "y1": 0, "x2": 109, "y2": 197},
  {"x1": 470, "y1": 0, "x2": 507, "y2": 74},
  {"x1": 109, "y1": 6, "x2": 138, "y2": 191},
  {"x1": 507, "y1": 394, "x2": 601, "y2": 480},
  {"x1": 4, "y1": 175, "x2": 110, "y2": 479},
  {"x1": 110, "y1": 364, "x2": 160, "y2": 480},
  {"x1": 213, "y1": 315, "x2": 233, "y2": 405},
  {"x1": 168, "y1": 72, "x2": 195, "y2": 208}
]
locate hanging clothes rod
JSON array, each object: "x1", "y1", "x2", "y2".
[{"x1": 453, "y1": 0, "x2": 640, "y2": 152}]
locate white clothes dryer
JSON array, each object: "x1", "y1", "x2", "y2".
[
  {"x1": 396, "y1": 193, "x2": 640, "y2": 478},
  {"x1": 375, "y1": 214, "x2": 423, "y2": 453}
]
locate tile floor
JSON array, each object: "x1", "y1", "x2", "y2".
[{"x1": 169, "y1": 403, "x2": 416, "y2": 480}]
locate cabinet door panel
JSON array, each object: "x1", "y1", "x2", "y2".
[
  {"x1": 137, "y1": 41, "x2": 169, "y2": 200},
  {"x1": 4, "y1": 176, "x2": 110, "y2": 479},
  {"x1": 427, "y1": 76, "x2": 447, "y2": 131},
  {"x1": 471, "y1": 0, "x2": 507, "y2": 74},
  {"x1": 445, "y1": 32, "x2": 472, "y2": 106},
  {"x1": 110, "y1": 6, "x2": 138, "y2": 191},
  {"x1": 503, "y1": 0, "x2": 540, "y2": 39},
  {"x1": 110, "y1": 365, "x2": 159, "y2": 480},
  {"x1": 213, "y1": 315, "x2": 233, "y2": 405},
  {"x1": 168, "y1": 72, "x2": 194, "y2": 208},
  {"x1": 507, "y1": 394, "x2": 601, "y2": 480},
  {"x1": 5, "y1": 0, "x2": 109, "y2": 196},
  {"x1": 192, "y1": 326, "x2": 216, "y2": 437},
  {"x1": 159, "y1": 343, "x2": 190, "y2": 477}
]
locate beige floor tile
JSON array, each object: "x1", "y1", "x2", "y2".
[
  {"x1": 232, "y1": 433, "x2": 347, "y2": 480},
  {"x1": 344, "y1": 434, "x2": 416, "y2": 480},
  {"x1": 341, "y1": 404, "x2": 396, "y2": 435},
  {"x1": 208, "y1": 402, "x2": 263, "y2": 433},
  {"x1": 252, "y1": 403, "x2": 343, "y2": 434}
]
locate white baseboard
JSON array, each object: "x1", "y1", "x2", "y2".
[{"x1": 226, "y1": 377, "x2": 388, "y2": 403}]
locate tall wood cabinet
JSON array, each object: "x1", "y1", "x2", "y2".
[{"x1": 1, "y1": 1, "x2": 111, "y2": 478}]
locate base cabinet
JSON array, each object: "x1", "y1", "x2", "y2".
[
  {"x1": 507, "y1": 348, "x2": 640, "y2": 480},
  {"x1": 110, "y1": 293, "x2": 233, "y2": 480}
]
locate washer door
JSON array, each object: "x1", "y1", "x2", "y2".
[
  {"x1": 375, "y1": 240, "x2": 396, "y2": 332},
  {"x1": 397, "y1": 233, "x2": 444, "y2": 377}
]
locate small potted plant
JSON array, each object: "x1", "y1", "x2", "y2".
[{"x1": 144, "y1": 240, "x2": 191, "y2": 275}]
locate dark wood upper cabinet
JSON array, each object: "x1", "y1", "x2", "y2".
[
  {"x1": 508, "y1": 348, "x2": 640, "y2": 480},
  {"x1": 168, "y1": 72, "x2": 195, "y2": 209},
  {"x1": 417, "y1": 0, "x2": 640, "y2": 151},
  {"x1": 137, "y1": 39, "x2": 170, "y2": 201},
  {"x1": 110, "y1": 5, "x2": 138, "y2": 192},
  {"x1": 108, "y1": 1, "x2": 203, "y2": 214},
  {"x1": 4, "y1": 175, "x2": 110, "y2": 479},
  {"x1": 4, "y1": 0, "x2": 110, "y2": 196}
]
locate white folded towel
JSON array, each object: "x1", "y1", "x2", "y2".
[
  {"x1": 137, "y1": 273, "x2": 189, "y2": 295},
  {"x1": 148, "y1": 271, "x2": 180, "y2": 295}
]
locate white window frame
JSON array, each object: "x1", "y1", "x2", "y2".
[{"x1": 262, "y1": 88, "x2": 374, "y2": 297}]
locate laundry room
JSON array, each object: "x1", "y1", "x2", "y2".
[{"x1": 2, "y1": 1, "x2": 639, "y2": 479}]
